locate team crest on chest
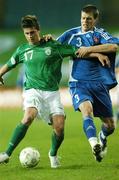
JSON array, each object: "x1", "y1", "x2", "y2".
[{"x1": 44, "y1": 47, "x2": 51, "y2": 55}]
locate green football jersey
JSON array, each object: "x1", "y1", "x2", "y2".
[{"x1": 7, "y1": 40, "x2": 77, "y2": 91}]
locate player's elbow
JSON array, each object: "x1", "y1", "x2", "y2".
[{"x1": 111, "y1": 44, "x2": 118, "y2": 52}]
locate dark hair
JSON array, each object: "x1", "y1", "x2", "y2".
[
  {"x1": 82, "y1": 4, "x2": 99, "y2": 19},
  {"x1": 21, "y1": 15, "x2": 40, "y2": 30}
]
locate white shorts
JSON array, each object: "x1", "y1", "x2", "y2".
[{"x1": 22, "y1": 89, "x2": 65, "y2": 124}]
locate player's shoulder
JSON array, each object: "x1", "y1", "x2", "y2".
[
  {"x1": 43, "y1": 39, "x2": 62, "y2": 50},
  {"x1": 94, "y1": 27, "x2": 113, "y2": 41},
  {"x1": 16, "y1": 43, "x2": 28, "y2": 51},
  {"x1": 57, "y1": 26, "x2": 81, "y2": 42},
  {"x1": 94, "y1": 27, "x2": 108, "y2": 34},
  {"x1": 45, "y1": 39, "x2": 59, "y2": 46},
  {"x1": 94, "y1": 27, "x2": 105, "y2": 32},
  {"x1": 63, "y1": 26, "x2": 81, "y2": 35}
]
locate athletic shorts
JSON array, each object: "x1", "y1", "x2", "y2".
[
  {"x1": 69, "y1": 81, "x2": 113, "y2": 118},
  {"x1": 22, "y1": 89, "x2": 65, "y2": 124}
]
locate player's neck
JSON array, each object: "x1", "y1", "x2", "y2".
[
  {"x1": 81, "y1": 27, "x2": 95, "y2": 33},
  {"x1": 29, "y1": 37, "x2": 42, "y2": 45}
]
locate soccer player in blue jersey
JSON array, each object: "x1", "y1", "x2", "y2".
[{"x1": 57, "y1": 4, "x2": 119, "y2": 162}]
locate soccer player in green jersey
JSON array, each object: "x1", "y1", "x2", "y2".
[{"x1": 0, "y1": 15, "x2": 109, "y2": 168}]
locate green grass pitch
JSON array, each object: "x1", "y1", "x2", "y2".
[{"x1": 0, "y1": 107, "x2": 119, "y2": 180}]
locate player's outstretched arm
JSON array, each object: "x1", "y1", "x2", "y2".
[
  {"x1": 76, "y1": 49, "x2": 110, "y2": 67},
  {"x1": 86, "y1": 44, "x2": 118, "y2": 53},
  {"x1": 76, "y1": 44, "x2": 118, "y2": 58},
  {"x1": 0, "y1": 64, "x2": 10, "y2": 85}
]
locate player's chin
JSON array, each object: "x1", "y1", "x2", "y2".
[{"x1": 82, "y1": 26, "x2": 89, "y2": 32}]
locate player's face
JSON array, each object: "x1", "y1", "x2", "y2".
[
  {"x1": 23, "y1": 27, "x2": 40, "y2": 45},
  {"x1": 81, "y1": 11, "x2": 97, "y2": 32}
]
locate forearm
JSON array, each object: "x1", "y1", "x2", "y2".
[
  {"x1": 76, "y1": 44, "x2": 118, "y2": 58},
  {"x1": 87, "y1": 44, "x2": 118, "y2": 53},
  {"x1": 0, "y1": 64, "x2": 10, "y2": 77},
  {"x1": 84, "y1": 52, "x2": 101, "y2": 58}
]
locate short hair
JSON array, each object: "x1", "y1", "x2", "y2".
[
  {"x1": 21, "y1": 15, "x2": 40, "y2": 30},
  {"x1": 82, "y1": 4, "x2": 99, "y2": 19}
]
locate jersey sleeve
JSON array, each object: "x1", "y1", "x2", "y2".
[
  {"x1": 6, "y1": 47, "x2": 22, "y2": 69},
  {"x1": 99, "y1": 29, "x2": 119, "y2": 44},
  {"x1": 56, "y1": 42, "x2": 77, "y2": 58}
]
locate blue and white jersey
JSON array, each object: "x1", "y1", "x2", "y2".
[{"x1": 57, "y1": 26, "x2": 119, "y2": 89}]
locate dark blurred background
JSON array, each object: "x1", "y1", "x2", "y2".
[
  {"x1": 0, "y1": 0, "x2": 119, "y2": 87},
  {"x1": 0, "y1": 0, "x2": 118, "y2": 29}
]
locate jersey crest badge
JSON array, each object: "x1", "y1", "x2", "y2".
[{"x1": 44, "y1": 47, "x2": 51, "y2": 56}]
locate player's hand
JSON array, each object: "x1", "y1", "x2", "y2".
[
  {"x1": 76, "y1": 47, "x2": 90, "y2": 58},
  {"x1": 97, "y1": 54, "x2": 110, "y2": 67},
  {"x1": 42, "y1": 34, "x2": 55, "y2": 42},
  {"x1": 0, "y1": 76, "x2": 4, "y2": 85}
]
